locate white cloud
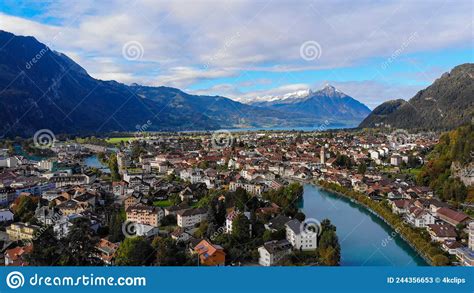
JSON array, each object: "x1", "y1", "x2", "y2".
[
  {"x1": 329, "y1": 80, "x2": 421, "y2": 109},
  {"x1": 0, "y1": 0, "x2": 472, "y2": 107}
]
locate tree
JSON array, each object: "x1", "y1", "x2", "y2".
[
  {"x1": 166, "y1": 173, "x2": 176, "y2": 182},
  {"x1": 130, "y1": 141, "x2": 147, "y2": 160},
  {"x1": 234, "y1": 188, "x2": 249, "y2": 211},
  {"x1": 216, "y1": 200, "x2": 227, "y2": 226},
  {"x1": 432, "y1": 254, "x2": 450, "y2": 266},
  {"x1": 246, "y1": 196, "x2": 261, "y2": 213},
  {"x1": 160, "y1": 214, "x2": 177, "y2": 226},
  {"x1": 97, "y1": 152, "x2": 107, "y2": 164},
  {"x1": 58, "y1": 218, "x2": 103, "y2": 266},
  {"x1": 115, "y1": 237, "x2": 154, "y2": 265},
  {"x1": 417, "y1": 125, "x2": 473, "y2": 204},
  {"x1": 12, "y1": 195, "x2": 39, "y2": 222},
  {"x1": 357, "y1": 161, "x2": 367, "y2": 175},
  {"x1": 108, "y1": 154, "x2": 121, "y2": 181},
  {"x1": 207, "y1": 198, "x2": 218, "y2": 226},
  {"x1": 407, "y1": 155, "x2": 421, "y2": 168},
  {"x1": 295, "y1": 212, "x2": 306, "y2": 222},
  {"x1": 262, "y1": 230, "x2": 273, "y2": 242},
  {"x1": 152, "y1": 237, "x2": 188, "y2": 266},
  {"x1": 108, "y1": 210, "x2": 125, "y2": 242},
  {"x1": 195, "y1": 221, "x2": 209, "y2": 238},
  {"x1": 318, "y1": 219, "x2": 340, "y2": 266},
  {"x1": 319, "y1": 247, "x2": 339, "y2": 266},
  {"x1": 262, "y1": 183, "x2": 303, "y2": 216},
  {"x1": 334, "y1": 153, "x2": 353, "y2": 169},
  {"x1": 26, "y1": 227, "x2": 62, "y2": 265},
  {"x1": 198, "y1": 161, "x2": 209, "y2": 169},
  {"x1": 232, "y1": 214, "x2": 251, "y2": 241}
]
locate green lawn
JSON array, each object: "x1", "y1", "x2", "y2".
[
  {"x1": 400, "y1": 168, "x2": 422, "y2": 176},
  {"x1": 407, "y1": 168, "x2": 422, "y2": 175},
  {"x1": 153, "y1": 200, "x2": 173, "y2": 207},
  {"x1": 106, "y1": 137, "x2": 134, "y2": 144}
]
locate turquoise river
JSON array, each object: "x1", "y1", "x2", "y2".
[{"x1": 301, "y1": 184, "x2": 427, "y2": 266}]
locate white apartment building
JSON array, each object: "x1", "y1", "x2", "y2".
[
  {"x1": 176, "y1": 208, "x2": 207, "y2": 228},
  {"x1": 258, "y1": 239, "x2": 292, "y2": 266},
  {"x1": 285, "y1": 219, "x2": 318, "y2": 251}
]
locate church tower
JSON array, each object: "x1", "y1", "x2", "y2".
[{"x1": 320, "y1": 146, "x2": 325, "y2": 164}]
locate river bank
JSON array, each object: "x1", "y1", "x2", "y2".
[{"x1": 311, "y1": 180, "x2": 442, "y2": 266}]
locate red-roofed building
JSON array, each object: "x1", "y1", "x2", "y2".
[
  {"x1": 96, "y1": 238, "x2": 119, "y2": 265},
  {"x1": 427, "y1": 224, "x2": 457, "y2": 242},
  {"x1": 5, "y1": 244, "x2": 33, "y2": 266},
  {"x1": 194, "y1": 239, "x2": 225, "y2": 266},
  {"x1": 437, "y1": 207, "x2": 471, "y2": 227}
]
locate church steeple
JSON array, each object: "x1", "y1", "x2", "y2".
[{"x1": 320, "y1": 146, "x2": 325, "y2": 164}]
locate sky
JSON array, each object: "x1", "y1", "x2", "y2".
[{"x1": 0, "y1": 0, "x2": 472, "y2": 109}]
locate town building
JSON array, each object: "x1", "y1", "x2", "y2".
[
  {"x1": 258, "y1": 239, "x2": 292, "y2": 266},
  {"x1": 6, "y1": 222, "x2": 40, "y2": 241},
  {"x1": 285, "y1": 219, "x2": 318, "y2": 251},
  {"x1": 177, "y1": 208, "x2": 207, "y2": 228},
  {"x1": 126, "y1": 205, "x2": 163, "y2": 227},
  {"x1": 194, "y1": 239, "x2": 225, "y2": 266}
]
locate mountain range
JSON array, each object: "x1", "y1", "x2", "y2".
[
  {"x1": 359, "y1": 63, "x2": 474, "y2": 130},
  {"x1": 0, "y1": 30, "x2": 371, "y2": 137},
  {"x1": 247, "y1": 85, "x2": 371, "y2": 125}
]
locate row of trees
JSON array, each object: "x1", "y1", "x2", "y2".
[{"x1": 107, "y1": 153, "x2": 121, "y2": 181}]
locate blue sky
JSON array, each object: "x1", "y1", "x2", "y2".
[{"x1": 0, "y1": 0, "x2": 472, "y2": 108}]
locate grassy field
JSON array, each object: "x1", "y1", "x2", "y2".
[
  {"x1": 105, "y1": 137, "x2": 134, "y2": 144},
  {"x1": 407, "y1": 168, "x2": 422, "y2": 175},
  {"x1": 153, "y1": 200, "x2": 173, "y2": 207}
]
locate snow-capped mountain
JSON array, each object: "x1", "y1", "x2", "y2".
[
  {"x1": 242, "y1": 84, "x2": 371, "y2": 124},
  {"x1": 246, "y1": 84, "x2": 356, "y2": 106},
  {"x1": 237, "y1": 89, "x2": 312, "y2": 105},
  {"x1": 243, "y1": 84, "x2": 354, "y2": 106}
]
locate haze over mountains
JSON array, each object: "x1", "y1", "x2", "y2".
[
  {"x1": 359, "y1": 63, "x2": 474, "y2": 130},
  {"x1": 0, "y1": 31, "x2": 372, "y2": 137}
]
